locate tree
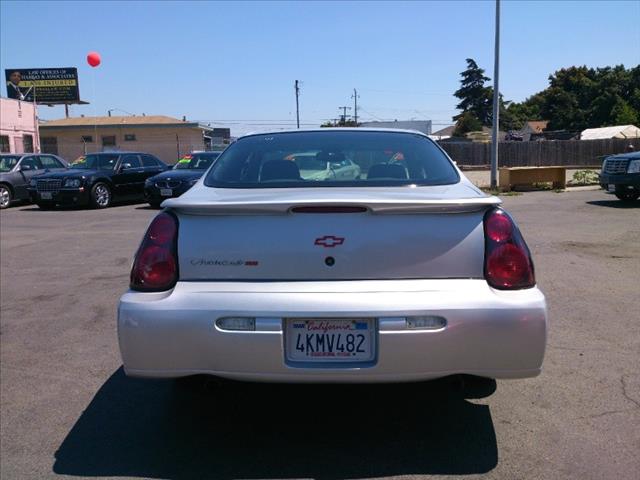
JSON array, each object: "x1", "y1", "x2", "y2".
[
  {"x1": 487, "y1": 92, "x2": 525, "y2": 131},
  {"x1": 453, "y1": 111, "x2": 482, "y2": 137},
  {"x1": 321, "y1": 119, "x2": 358, "y2": 127},
  {"x1": 505, "y1": 64, "x2": 640, "y2": 131},
  {"x1": 612, "y1": 100, "x2": 639, "y2": 125},
  {"x1": 453, "y1": 58, "x2": 493, "y2": 126},
  {"x1": 451, "y1": 61, "x2": 640, "y2": 135},
  {"x1": 542, "y1": 86, "x2": 584, "y2": 131},
  {"x1": 501, "y1": 94, "x2": 545, "y2": 131}
]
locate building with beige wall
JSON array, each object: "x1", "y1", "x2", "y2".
[
  {"x1": 38, "y1": 115, "x2": 215, "y2": 164},
  {"x1": 0, "y1": 97, "x2": 40, "y2": 153}
]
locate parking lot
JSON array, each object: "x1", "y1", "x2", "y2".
[{"x1": 0, "y1": 189, "x2": 638, "y2": 480}]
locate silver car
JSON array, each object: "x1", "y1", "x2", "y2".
[
  {"x1": 118, "y1": 129, "x2": 547, "y2": 383},
  {"x1": 293, "y1": 152, "x2": 361, "y2": 181},
  {"x1": 0, "y1": 153, "x2": 67, "y2": 209}
]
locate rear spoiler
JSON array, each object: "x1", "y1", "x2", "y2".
[{"x1": 163, "y1": 197, "x2": 502, "y2": 215}]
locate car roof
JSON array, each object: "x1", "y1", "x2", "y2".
[
  {"x1": 239, "y1": 127, "x2": 430, "y2": 139},
  {"x1": 607, "y1": 151, "x2": 640, "y2": 160},
  {"x1": 85, "y1": 151, "x2": 148, "y2": 155}
]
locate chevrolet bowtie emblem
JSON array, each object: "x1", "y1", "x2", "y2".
[{"x1": 314, "y1": 236, "x2": 345, "y2": 248}]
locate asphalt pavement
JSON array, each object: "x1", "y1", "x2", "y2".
[{"x1": 0, "y1": 189, "x2": 638, "y2": 479}]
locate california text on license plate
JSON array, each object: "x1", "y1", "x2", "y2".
[
  {"x1": 607, "y1": 184, "x2": 616, "y2": 192},
  {"x1": 285, "y1": 318, "x2": 376, "y2": 363},
  {"x1": 160, "y1": 188, "x2": 173, "y2": 196},
  {"x1": 40, "y1": 192, "x2": 53, "y2": 200}
]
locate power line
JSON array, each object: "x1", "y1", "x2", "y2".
[
  {"x1": 357, "y1": 108, "x2": 383, "y2": 121},
  {"x1": 358, "y1": 88, "x2": 451, "y2": 96},
  {"x1": 196, "y1": 119, "x2": 314, "y2": 122},
  {"x1": 361, "y1": 106, "x2": 457, "y2": 114}
]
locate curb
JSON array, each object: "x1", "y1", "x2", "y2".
[{"x1": 565, "y1": 186, "x2": 602, "y2": 192}]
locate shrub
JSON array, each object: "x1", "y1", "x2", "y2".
[{"x1": 571, "y1": 170, "x2": 599, "y2": 185}]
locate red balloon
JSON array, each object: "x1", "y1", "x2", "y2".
[{"x1": 87, "y1": 52, "x2": 101, "y2": 67}]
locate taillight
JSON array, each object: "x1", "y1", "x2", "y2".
[
  {"x1": 130, "y1": 212, "x2": 178, "y2": 291},
  {"x1": 483, "y1": 208, "x2": 535, "y2": 290}
]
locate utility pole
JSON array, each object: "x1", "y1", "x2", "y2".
[
  {"x1": 338, "y1": 106, "x2": 351, "y2": 124},
  {"x1": 294, "y1": 80, "x2": 300, "y2": 129},
  {"x1": 32, "y1": 84, "x2": 41, "y2": 153},
  {"x1": 490, "y1": 0, "x2": 500, "y2": 189},
  {"x1": 351, "y1": 88, "x2": 359, "y2": 126}
]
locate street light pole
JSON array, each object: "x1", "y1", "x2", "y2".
[
  {"x1": 490, "y1": 0, "x2": 500, "y2": 189},
  {"x1": 295, "y1": 80, "x2": 300, "y2": 129}
]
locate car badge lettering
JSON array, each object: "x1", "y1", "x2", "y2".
[{"x1": 190, "y1": 259, "x2": 259, "y2": 266}]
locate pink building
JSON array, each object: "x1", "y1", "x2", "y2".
[{"x1": 0, "y1": 97, "x2": 40, "y2": 154}]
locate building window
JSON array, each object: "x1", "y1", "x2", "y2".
[
  {"x1": 81, "y1": 135, "x2": 93, "y2": 143},
  {"x1": 41, "y1": 137, "x2": 59, "y2": 155},
  {"x1": 124, "y1": 134, "x2": 136, "y2": 141},
  {"x1": 23, "y1": 135, "x2": 34, "y2": 153},
  {"x1": 102, "y1": 136, "x2": 116, "y2": 148},
  {"x1": 0, "y1": 136, "x2": 9, "y2": 153}
]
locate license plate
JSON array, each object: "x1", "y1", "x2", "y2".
[
  {"x1": 607, "y1": 184, "x2": 616, "y2": 193},
  {"x1": 285, "y1": 318, "x2": 376, "y2": 363},
  {"x1": 40, "y1": 192, "x2": 53, "y2": 199},
  {"x1": 160, "y1": 188, "x2": 173, "y2": 196}
]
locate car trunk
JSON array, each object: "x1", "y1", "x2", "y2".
[{"x1": 167, "y1": 184, "x2": 499, "y2": 281}]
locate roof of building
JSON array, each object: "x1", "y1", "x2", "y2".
[
  {"x1": 522, "y1": 120, "x2": 549, "y2": 133},
  {"x1": 580, "y1": 125, "x2": 640, "y2": 140},
  {"x1": 360, "y1": 120, "x2": 431, "y2": 127},
  {"x1": 359, "y1": 120, "x2": 432, "y2": 135},
  {"x1": 39, "y1": 115, "x2": 204, "y2": 129},
  {"x1": 430, "y1": 124, "x2": 509, "y2": 141},
  {"x1": 431, "y1": 125, "x2": 456, "y2": 137}
]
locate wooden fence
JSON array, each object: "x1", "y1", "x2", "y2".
[{"x1": 439, "y1": 138, "x2": 637, "y2": 168}]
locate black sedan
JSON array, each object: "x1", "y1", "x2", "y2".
[
  {"x1": 28, "y1": 151, "x2": 168, "y2": 209},
  {"x1": 144, "y1": 151, "x2": 221, "y2": 207},
  {"x1": 0, "y1": 153, "x2": 67, "y2": 209}
]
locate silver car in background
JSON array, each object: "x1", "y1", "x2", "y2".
[
  {"x1": 292, "y1": 151, "x2": 361, "y2": 181},
  {"x1": 118, "y1": 129, "x2": 547, "y2": 383}
]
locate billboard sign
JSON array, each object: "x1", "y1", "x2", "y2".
[{"x1": 5, "y1": 68, "x2": 80, "y2": 104}]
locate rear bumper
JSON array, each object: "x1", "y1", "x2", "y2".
[{"x1": 117, "y1": 279, "x2": 547, "y2": 383}]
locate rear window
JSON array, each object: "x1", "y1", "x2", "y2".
[{"x1": 204, "y1": 131, "x2": 459, "y2": 188}]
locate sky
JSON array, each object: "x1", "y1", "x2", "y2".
[{"x1": 1, "y1": 0, "x2": 639, "y2": 136}]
